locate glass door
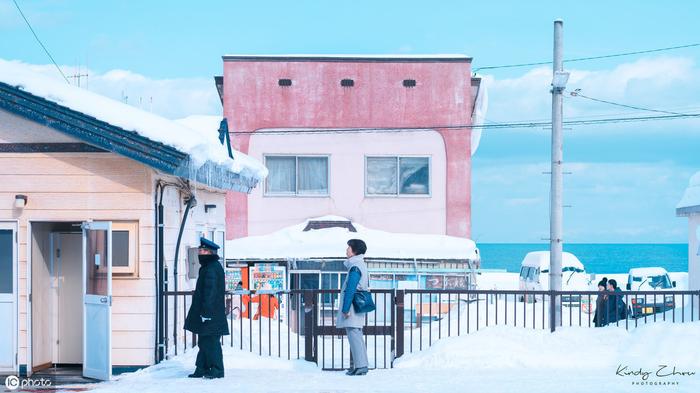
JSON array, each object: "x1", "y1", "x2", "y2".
[
  {"x1": 82, "y1": 221, "x2": 112, "y2": 380},
  {"x1": 0, "y1": 222, "x2": 17, "y2": 373}
]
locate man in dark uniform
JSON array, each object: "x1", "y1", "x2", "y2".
[{"x1": 184, "y1": 237, "x2": 229, "y2": 379}]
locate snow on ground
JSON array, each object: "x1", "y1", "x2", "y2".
[
  {"x1": 74, "y1": 322, "x2": 700, "y2": 393},
  {"x1": 225, "y1": 216, "x2": 478, "y2": 260},
  {"x1": 0, "y1": 59, "x2": 267, "y2": 180}
]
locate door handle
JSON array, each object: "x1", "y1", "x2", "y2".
[{"x1": 100, "y1": 297, "x2": 108, "y2": 304}]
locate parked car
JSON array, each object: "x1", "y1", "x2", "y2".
[
  {"x1": 626, "y1": 267, "x2": 677, "y2": 318},
  {"x1": 518, "y1": 251, "x2": 591, "y2": 304}
]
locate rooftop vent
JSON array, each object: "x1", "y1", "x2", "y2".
[
  {"x1": 340, "y1": 79, "x2": 354, "y2": 87},
  {"x1": 403, "y1": 79, "x2": 417, "y2": 88},
  {"x1": 303, "y1": 220, "x2": 357, "y2": 232},
  {"x1": 278, "y1": 78, "x2": 293, "y2": 87}
]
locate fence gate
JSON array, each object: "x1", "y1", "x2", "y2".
[{"x1": 307, "y1": 289, "x2": 395, "y2": 370}]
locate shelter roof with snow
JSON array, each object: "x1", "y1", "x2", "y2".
[
  {"x1": 0, "y1": 59, "x2": 267, "y2": 192},
  {"x1": 225, "y1": 216, "x2": 480, "y2": 261},
  {"x1": 677, "y1": 171, "x2": 700, "y2": 216}
]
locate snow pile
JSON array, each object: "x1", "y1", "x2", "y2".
[
  {"x1": 677, "y1": 170, "x2": 700, "y2": 209},
  {"x1": 0, "y1": 59, "x2": 267, "y2": 181},
  {"x1": 85, "y1": 322, "x2": 700, "y2": 393},
  {"x1": 225, "y1": 216, "x2": 479, "y2": 260},
  {"x1": 395, "y1": 322, "x2": 700, "y2": 372}
]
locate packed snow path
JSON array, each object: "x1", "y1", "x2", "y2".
[{"x1": 71, "y1": 322, "x2": 699, "y2": 393}]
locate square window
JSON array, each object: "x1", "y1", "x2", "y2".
[
  {"x1": 366, "y1": 157, "x2": 397, "y2": 195},
  {"x1": 112, "y1": 222, "x2": 138, "y2": 275},
  {"x1": 265, "y1": 156, "x2": 296, "y2": 194},
  {"x1": 298, "y1": 157, "x2": 329, "y2": 195},
  {"x1": 265, "y1": 155, "x2": 329, "y2": 196},
  {"x1": 366, "y1": 156, "x2": 430, "y2": 196},
  {"x1": 399, "y1": 157, "x2": 430, "y2": 195},
  {"x1": 112, "y1": 231, "x2": 130, "y2": 267}
]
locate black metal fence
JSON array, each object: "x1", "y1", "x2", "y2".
[{"x1": 162, "y1": 289, "x2": 700, "y2": 369}]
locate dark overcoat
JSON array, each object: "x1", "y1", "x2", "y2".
[{"x1": 184, "y1": 257, "x2": 230, "y2": 336}]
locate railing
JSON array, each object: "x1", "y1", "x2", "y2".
[{"x1": 162, "y1": 289, "x2": 700, "y2": 368}]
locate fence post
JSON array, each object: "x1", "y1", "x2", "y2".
[
  {"x1": 550, "y1": 290, "x2": 556, "y2": 333},
  {"x1": 395, "y1": 290, "x2": 404, "y2": 360},
  {"x1": 303, "y1": 291, "x2": 316, "y2": 363}
]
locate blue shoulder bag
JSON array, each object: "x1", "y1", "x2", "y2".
[{"x1": 351, "y1": 267, "x2": 376, "y2": 313}]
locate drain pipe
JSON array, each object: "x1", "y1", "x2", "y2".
[
  {"x1": 154, "y1": 182, "x2": 168, "y2": 363},
  {"x1": 172, "y1": 194, "x2": 196, "y2": 355}
]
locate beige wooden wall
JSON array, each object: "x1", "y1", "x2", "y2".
[
  {"x1": 0, "y1": 150, "x2": 156, "y2": 367},
  {"x1": 1, "y1": 109, "x2": 231, "y2": 368}
]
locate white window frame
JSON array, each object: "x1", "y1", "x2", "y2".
[
  {"x1": 264, "y1": 154, "x2": 331, "y2": 197},
  {"x1": 112, "y1": 221, "x2": 139, "y2": 276},
  {"x1": 364, "y1": 155, "x2": 432, "y2": 198}
]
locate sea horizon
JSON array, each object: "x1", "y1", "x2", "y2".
[{"x1": 476, "y1": 243, "x2": 689, "y2": 274}]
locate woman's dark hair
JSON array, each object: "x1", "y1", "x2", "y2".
[
  {"x1": 608, "y1": 279, "x2": 618, "y2": 289},
  {"x1": 347, "y1": 239, "x2": 367, "y2": 255},
  {"x1": 597, "y1": 277, "x2": 608, "y2": 288}
]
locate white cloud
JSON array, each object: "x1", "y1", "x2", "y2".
[
  {"x1": 11, "y1": 61, "x2": 220, "y2": 119},
  {"x1": 482, "y1": 56, "x2": 700, "y2": 130}
]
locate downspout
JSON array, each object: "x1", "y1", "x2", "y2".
[
  {"x1": 154, "y1": 181, "x2": 168, "y2": 363},
  {"x1": 172, "y1": 194, "x2": 196, "y2": 355}
]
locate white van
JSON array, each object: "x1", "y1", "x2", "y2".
[
  {"x1": 626, "y1": 267, "x2": 676, "y2": 317},
  {"x1": 518, "y1": 251, "x2": 591, "y2": 303}
]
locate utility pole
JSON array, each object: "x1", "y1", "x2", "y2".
[{"x1": 550, "y1": 19, "x2": 569, "y2": 331}]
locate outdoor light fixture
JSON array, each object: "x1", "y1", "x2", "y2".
[
  {"x1": 551, "y1": 71, "x2": 570, "y2": 91},
  {"x1": 204, "y1": 204, "x2": 217, "y2": 214},
  {"x1": 14, "y1": 194, "x2": 27, "y2": 209}
]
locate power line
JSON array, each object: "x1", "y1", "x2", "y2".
[
  {"x1": 12, "y1": 0, "x2": 69, "y2": 84},
  {"x1": 569, "y1": 89, "x2": 689, "y2": 116},
  {"x1": 473, "y1": 43, "x2": 700, "y2": 72},
  {"x1": 229, "y1": 112, "x2": 700, "y2": 135}
]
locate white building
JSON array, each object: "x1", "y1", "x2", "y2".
[{"x1": 676, "y1": 171, "x2": 700, "y2": 313}]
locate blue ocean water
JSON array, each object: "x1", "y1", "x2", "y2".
[{"x1": 478, "y1": 243, "x2": 689, "y2": 274}]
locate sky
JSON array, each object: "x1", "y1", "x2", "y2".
[{"x1": 1, "y1": 0, "x2": 699, "y2": 243}]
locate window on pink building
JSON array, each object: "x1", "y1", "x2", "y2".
[
  {"x1": 265, "y1": 155, "x2": 329, "y2": 196},
  {"x1": 366, "y1": 156, "x2": 430, "y2": 196}
]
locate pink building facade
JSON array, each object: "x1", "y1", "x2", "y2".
[{"x1": 220, "y1": 55, "x2": 482, "y2": 239}]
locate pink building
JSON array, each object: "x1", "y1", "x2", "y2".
[{"x1": 219, "y1": 55, "x2": 485, "y2": 240}]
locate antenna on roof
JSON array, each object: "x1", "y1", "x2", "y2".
[{"x1": 67, "y1": 60, "x2": 89, "y2": 88}]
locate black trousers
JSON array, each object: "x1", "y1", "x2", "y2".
[{"x1": 195, "y1": 335, "x2": 224, "y2": 376}]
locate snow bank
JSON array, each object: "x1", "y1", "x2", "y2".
[
  {"x1": 395, "y1": 322, "x2": 700, "y2": 371},
  {"x1": 225, "y1": 216, "x2": 479, "y2": 260},
  {"x1": 677, "y1": 170, "x2": 700, "y2": 209},
  {"x1": 86, "y1": 322, "x2": 700, "y2": 393},
  {"x1": 0, "y1": 59, "x2": 267, "y2": 181}
]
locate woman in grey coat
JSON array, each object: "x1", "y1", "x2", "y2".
[{"x1": 336, "y1": 239, "x2": 370, "y2": 376}]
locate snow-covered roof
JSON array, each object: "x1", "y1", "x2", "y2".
[
  {"x1": 677, "y1": 171, "x2": 700, "y2": 211},
  {"x1": 174, "y1": 115, "x2": 267, "y2": 179},
  {"x1": 520, "y1": 251, "x2": 585, "y2": 270},
  {"x1": 0, "y1": 59, "x2": 267, "y2": 183},
  {"x1": 628, "y1": 267, "x2": 669, "y2": 277},
  {"x1": 225, "y1": 216, "x2": 479, "y2": 260}
]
